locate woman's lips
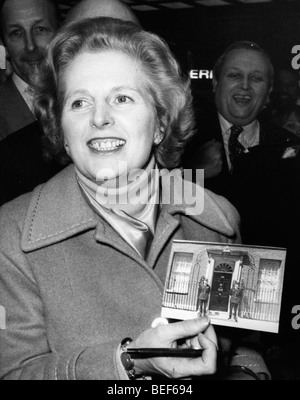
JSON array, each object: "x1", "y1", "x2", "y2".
[{"x1": 87, "y1": 138, "x2": 126, "y2": 152}]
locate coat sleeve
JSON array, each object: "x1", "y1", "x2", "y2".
[{"x1": 0, "y1": 201, "x2": 125, "y2": 380}]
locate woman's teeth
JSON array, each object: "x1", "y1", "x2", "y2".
[{"x1": 88, "y1": 139, "x2": 125, "y2": 151}]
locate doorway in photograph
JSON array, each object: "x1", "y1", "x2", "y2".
[{"x1": 209, "y1": 262, "x2": 234, "y2": 312}]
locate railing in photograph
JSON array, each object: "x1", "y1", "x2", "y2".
[
  {"x1": 163, "y1": 276, "x2": 199, "y2": 311},
  {"x1": 163, "y1": 278, "x2": 281, "y2": 322},
  {"x1": 240, "y1": 288, "x2": 281, "y2": 323}
]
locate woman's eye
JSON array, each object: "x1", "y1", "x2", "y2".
[
  {"x1": 115, "y1": 95, "x2": 133, "y2": 104},
  {"x1": 71, "y1": 100, "x2": 87, "y2": 109}
]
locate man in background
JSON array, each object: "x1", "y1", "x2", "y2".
[
  {"x1": 183, "y1": 41, "x2": 300, "y2": 379},
  {"x1": 183, "y1": 41, "x2": 300, "y2": 248},
  {"x1": 0, "y1": 0, "x2": 59, "y2": 140},
  {"x1": 272, "y1": 67, "x2": 300, "y2": 110}
]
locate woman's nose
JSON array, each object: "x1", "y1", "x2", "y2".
[{"x1": 90, "y1": 105, "x2": 114, "y2": 129}]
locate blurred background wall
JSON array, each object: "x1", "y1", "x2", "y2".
[{"x1": 56, "y1": 0, "x2": 300, "y2": 100}]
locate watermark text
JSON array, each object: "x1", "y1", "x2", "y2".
[
  {"x1": 291, "y1": 305, "x2": 300, "y2": 329},
  {"x1": 95, "y1": 165, "x2": 204, "y2": 216},
  {"x1": 0, "y1": 305, "x2": 6, "y2": 330}
]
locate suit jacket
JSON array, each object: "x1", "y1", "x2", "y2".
[
  {"x1": 0, "y1": 121, "x2": 64, "y2": 206},
  {"x1": 0, "y1": 78, "x2": 35, "y2": 141},
  {"x1": 182, "y1": 105, "x2": 300, "y2": 248},
  {"x1": 0, "y1": 164, "x2": 271, "y2": 380}
]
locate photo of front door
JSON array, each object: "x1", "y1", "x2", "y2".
[{"x1": 209, "y1": 262, "x2": 234, "y2": 312}]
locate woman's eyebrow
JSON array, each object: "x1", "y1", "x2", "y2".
[
  {"x1": 111, "y1": 86, "x2": 140, "y2": 93},
  {"x1": 65, "y1": 89, "x2": 91, "y2": 100}
]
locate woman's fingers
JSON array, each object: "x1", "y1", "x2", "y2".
[
  {"x1": 159, "y1": 333, "x2": 217, "y2": 379},
  {"x1": 196, "y1": 332, "x2": 218, "y2": 374},
  {"x1": 202, "y1": 324, "x2": 218, "y2": 349},
  {"x1": 153, "y1": 318, "x2": 217, "y2": 378},
  {"x1": 156, "y1": 317, "x2": 210, "y2": 345},
  {"x1": 130, "y1": 317, "x2": 217, "y2": 378}
]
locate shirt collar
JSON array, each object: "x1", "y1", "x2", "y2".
[
  {"x1": 12, "y1": 72, "x2": 34, "y2": 111},
  {"x1": 12, "y1": 72, "x2": 28, "y2": 94},
  {"x1": 218, "y1": 113, "x2": 260, "y2": 148}
]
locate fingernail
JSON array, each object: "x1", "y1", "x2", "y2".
[
  {"x1": 151, "y1": 317, "x2": 169, "y2": 328},
  {"x1": 201, "y1": 316, "x2": 210, "y2": 325}
]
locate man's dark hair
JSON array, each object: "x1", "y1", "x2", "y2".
[{"x1": 213, "y1": 40, "x2": 274, "y2": 89}]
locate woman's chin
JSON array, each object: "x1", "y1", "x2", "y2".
[
  {"x1": 83, "y1": 161, "x2": 122, "y2": 183},
  {"x1": 90, "y1": 168, "x2": 124, "y2": 185}
]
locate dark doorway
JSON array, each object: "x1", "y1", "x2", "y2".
[{"x1": 209, "y1": 263, "x2": 234, "y2": 312}]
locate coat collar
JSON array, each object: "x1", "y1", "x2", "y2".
[
  {"x1": 159, "y1": 168, "x2": 236, "y2": 236},
  {"x1": 21, "y1": 164, "x2": 236, "y2": 252},
  {"x1": 21, "y1": 165, "x2": 97, "y2": 252}
]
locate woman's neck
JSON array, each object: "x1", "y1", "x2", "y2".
[{"x1": 75, "y1": 155, "x2": 157, "y2": 217}]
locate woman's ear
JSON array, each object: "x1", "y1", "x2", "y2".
[
  {"x1": 154, "y1": 127, "x2": 164, "y2": 145},
  {"x1": 64, "y1": 140, "x2": 70, "y2": 155}
]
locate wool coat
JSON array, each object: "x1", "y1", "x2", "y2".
[{"x1": 0, "y1": 164, "x2": 264, "y2": 380}]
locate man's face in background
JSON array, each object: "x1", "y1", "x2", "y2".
[
  {"x1": 214, "y1": 49, "x2": 271, "y2": 126},
  {"x1": 1, "y1": 0, "x2": 58, "y2": 83}
]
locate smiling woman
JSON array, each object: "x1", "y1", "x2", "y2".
[
  {"x1": 33, "y1": 17, "x2": 195, "y2": 171},
  {"x1": 0, "y1": 17, "x2": 270, "y2": 381},
  {"x1": 61, "y1": 51, "x2": 158, "y2": 182}
]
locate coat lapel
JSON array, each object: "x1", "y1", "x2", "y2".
[
  {"x1": 21, "y1": 165, "x2": 97, "y2": 252},
  {"x1": 147, "y1": 169, "x2": 237, "y2": 267},
  {"x1": 21, "y1": 164, "x2": 237, "y2": 256}
]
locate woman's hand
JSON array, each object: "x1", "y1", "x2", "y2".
[{"x1": 127, "y1": 317, "x2": 217, "y2": 379}]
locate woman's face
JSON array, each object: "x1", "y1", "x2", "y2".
[{"x1": 61, "y1": 50, "x2": 159, "y2": 182}]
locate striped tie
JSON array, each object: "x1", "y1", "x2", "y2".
[{"x1": 228, "y1": 125, "x2": 244, "y2": 169}]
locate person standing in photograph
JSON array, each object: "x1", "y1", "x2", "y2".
[
  {"x1": 228, "y1": 281, "x2": 243, "y2": 322},
  {"x1": 198, "y1": 278, "x2": 211, "y2": 316}
]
